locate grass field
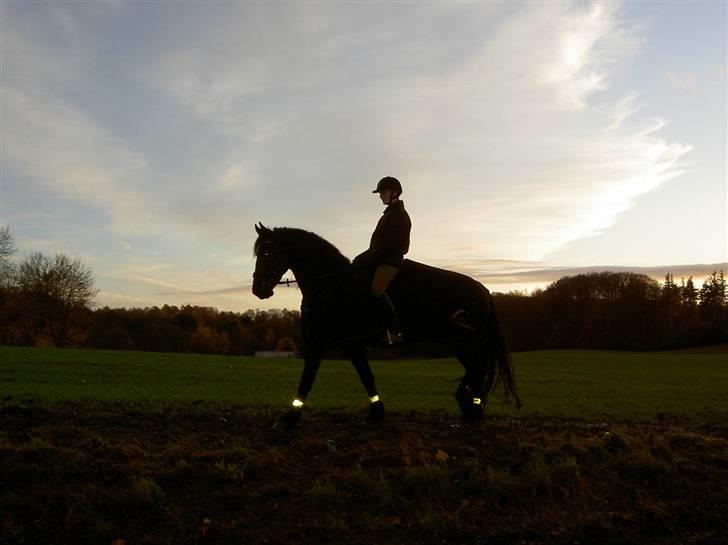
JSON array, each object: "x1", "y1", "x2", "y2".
[
  {"x1": 3, "y1": 345, "x2": 728, "y2": 544},
  {"x1": 1, "y1": 345, "x2": 727, "y2": 420}
]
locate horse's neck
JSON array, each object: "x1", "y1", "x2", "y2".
[{"x1": 290, "y1": 257, "x2": 349, "y2": 303}]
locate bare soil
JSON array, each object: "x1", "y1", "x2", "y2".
[{"x1": 1, "y1": 402, "x2": 727, "y2": 545}]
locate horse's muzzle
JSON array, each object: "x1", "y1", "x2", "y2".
[{"x1": 252, "y1": 282, "x2": 274, "y2": 299}]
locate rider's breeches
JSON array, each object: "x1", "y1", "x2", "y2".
[{"x1": 372, "y1": 264, "x2": 400, "y2": 298}]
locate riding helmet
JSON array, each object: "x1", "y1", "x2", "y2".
[{"x1": 372, "y1": 176, "x2": 403, "y2": 196}]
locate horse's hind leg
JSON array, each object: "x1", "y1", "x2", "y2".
[{"x1": 455, "y1": 351, "x2": 486, "y2": 422}]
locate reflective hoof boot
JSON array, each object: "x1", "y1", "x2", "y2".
[{"x1": 455, "y1": 384, "x2": 474, "y2": 414}]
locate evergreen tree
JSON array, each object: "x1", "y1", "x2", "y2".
[
  {"x1": 681, "y1": 276, "x2": 698, "y2": 306},
  {"x1": 662, "y1": 273, "x2": 681, "y2": 302},
  {"x1": 699, "y1": 270, "x2": 726, "y2": 311},
  {"x1": 698, "y1": 270, "x2": 727, "y2": 343}
]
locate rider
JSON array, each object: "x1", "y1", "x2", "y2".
[{"x1": 352, "y1": 176, "x2": 412, "y2": 344}]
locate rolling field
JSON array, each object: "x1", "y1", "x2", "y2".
[
  {"x1": 1, "y1": 346, "x2": 727, "y2": 545},
  {"x1": 1, "y1": 345, "x2": 727, "y2": 420}
]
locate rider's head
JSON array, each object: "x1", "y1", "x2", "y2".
[{"x1": 372, "y1": 176, "x2": 403, "y2": 205}]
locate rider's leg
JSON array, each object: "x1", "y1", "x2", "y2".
[
  {"x1": 371, "y1": 264, "x2": 402, "y2": 341},
  {"x1": 371, "y1": 264, "x2": 400, "y2": 298}
]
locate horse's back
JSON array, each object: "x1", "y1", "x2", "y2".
[
  {"x1": 391, "y1": 259, "x2": 490, "y2": 313},
  {"x1": 397, "y1": 258, "x2": 489, "y2": 292}
]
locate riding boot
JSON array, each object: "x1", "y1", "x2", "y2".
[{"x1": 377, "y1": 292, "x2": 403, "y2": 344}]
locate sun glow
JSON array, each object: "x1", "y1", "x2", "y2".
[{"x1": 561, "y1": 32, "x2": 589, "y2": 71}]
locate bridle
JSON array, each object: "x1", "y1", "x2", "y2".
[{"x1": 252, "y1": 268, "x2": 291, "y2": 291}]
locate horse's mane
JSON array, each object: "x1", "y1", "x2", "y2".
[{"x1": 254, "y1": 227, "x2": 351, "y2": 266}]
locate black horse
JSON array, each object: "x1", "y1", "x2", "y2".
[{"x1": 252, "y1": 222, "x2": 520, "y2": 427}]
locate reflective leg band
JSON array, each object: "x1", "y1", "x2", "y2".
[
  {"x1": 292, "y1": 399, "x2": 304, "y2": 408},
  {"x1": 369, "y1": 395, "x2": 380, "y2": 403},
  {"x1": 473, "y1": 398, "x2": 482, "y2": 405}
]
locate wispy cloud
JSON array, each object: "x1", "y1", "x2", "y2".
[
  {"x1": 480, "y1": 261, "x2": 728, "y2": 286},
  {"x1": 373, "y1": 1, "x2": 692, "y2": 263}
]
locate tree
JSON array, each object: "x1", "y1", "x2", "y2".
[
  {"x1": 15, "y1": 251, "x2": 99, "y2": 346},
  {"x1": 275, "y1": 335, "x2": 298, "y2": 352},
  {"x1": 0, "y1": 225, "x2": 16, "y2": 287},
  {"x1": 699, "y1": 270, "x2": 726, "y2": 313},
  {"x1": 698, "y1": 270, "x2": 727, "y2": 343},
  {"x1": 681, "y1": 276, "x2": 698, "y2": 307},
  {"x1": 539, "y1": 272, "x2": 663, "y2": 350},
  {"x1": 263, "y1": 327, "x2": 276, "y2": 350}
]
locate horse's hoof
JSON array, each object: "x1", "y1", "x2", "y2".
[
  {"x1": 278, "y1": 408, "x2": 302, "y2": 429},
  {"x1": 462, "y1": 403, "x2": 484, "y2": 423},
  {"x1": 367, "y1": 400, "x2": 385, "y2": 423}
]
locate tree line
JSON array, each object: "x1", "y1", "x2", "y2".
[
  {"x1": 1, "y1": 226, "x2": 726, "y2": 356},
  {"x1": 494, "y1": 270, "x2": 727, "y2": 352}
]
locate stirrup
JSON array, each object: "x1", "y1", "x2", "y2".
[{"x1": 384, "y1": 329, "x2": 403, "y2": 345}]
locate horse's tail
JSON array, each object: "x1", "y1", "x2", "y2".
[{"x1": 482, "y1": 295, "x2": 522, "y2": 409}]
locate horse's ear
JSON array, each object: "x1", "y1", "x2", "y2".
[{"x1": 255, "y1": 222, "x2": 262, "y2": 234}]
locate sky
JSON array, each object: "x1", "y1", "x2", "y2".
[{"x1": 1, "y1": 0, "x2": 726, "y2": 312}]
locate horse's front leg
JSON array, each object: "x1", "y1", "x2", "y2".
[
  {"x1": 348, "y1": 345, "x2": 384, "y2": 423},
  {"x1": 279, "y1": 348, "x2": 322, "y2": 428}
]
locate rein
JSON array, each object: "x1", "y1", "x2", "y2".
[{"x1": 276, "y1": 267, "x2": 350, "y2": 287}]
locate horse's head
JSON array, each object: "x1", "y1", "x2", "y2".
[{"x1": 252, "y1": 222, "x2": 290, "y2": 299}]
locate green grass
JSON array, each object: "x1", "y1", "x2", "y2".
[{"x1": 1, "y1": 345, "x2": 726, "y2": 419}]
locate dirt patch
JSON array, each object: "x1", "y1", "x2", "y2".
[{"x1": 1, "y1": 402, "x2": 727, "y2": 545}]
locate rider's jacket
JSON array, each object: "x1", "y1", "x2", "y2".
[{"x1": 355, "y1": 200, "x2": 411, "y2": 268}]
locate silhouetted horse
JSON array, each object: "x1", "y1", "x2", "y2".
[{"x1": 252, "y1": 223, "x2": 520, "y2": 427}]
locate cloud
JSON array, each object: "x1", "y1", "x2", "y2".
[
  {"x1": 3, "y1": 86, "x2": 153, "y2": 235},
  {"x1": 97, "y1": 259, "x2": 728, "y2": 309},
  {"x1": 541, "y1": 2, "x2": 614, "y2": 110},
  {"x1": 370, "y1": 1, "x2": 691, "y2": 262},
  {"x1": 667, "y1": 70, "x2": 698, "y2": 92},
  {"x1": 483, "y1": 261, "x2": 728, "y2": 284},
  {"x1": 214, "y1": 161, "x2": 259, "y2": 193},
  {"x1": 10, "y1": 2, "x2": 688, "y2": 257},
  {"x1": 1, "y1": 14, "x2": 156, "y2": 237},
  {"x1": 2, "y1": 1, "x2": 702, "y2": 311},
  {"x1": 94, "y1": 290, "x2": 153, "y2": 308},
  {"x1": 409, "y1": 258, "x2": 728, "y2": 295},
  {"x1": 135, "y1": 0, "x2": 691, "y2": 266}
]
